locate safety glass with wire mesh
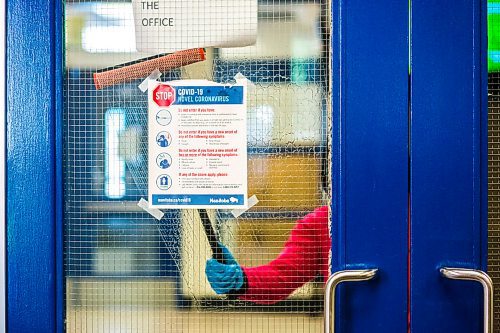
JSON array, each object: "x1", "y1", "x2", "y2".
[
  {"x1": 64, "y1": 1, "x2": 331, "y2": 332},
  {"x1": 490, "y1": 1, "x2": 500, "y2": 331}
]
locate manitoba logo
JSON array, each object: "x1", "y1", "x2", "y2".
[{"x1": 153, "y1": 84, "x2": 176, "y2": 107}]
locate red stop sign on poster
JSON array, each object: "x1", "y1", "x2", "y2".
[{"x1": 153, "y1": 84, "x2": 175, "y2": 107}]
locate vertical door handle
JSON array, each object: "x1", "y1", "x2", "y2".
[
  {"x1": 440, "y1": 267, "x2": 494, "y2": 333},
  {"x1": 324, "y1": 268, "x2": 378, "y2": 333}
]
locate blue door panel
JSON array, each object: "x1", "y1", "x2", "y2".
[
  {"x1": 331, "y1": 1, "x2": 409, "y2": 331},
  {"x1": 410, "y1": 0, "x2": 488, "y2": 331}
]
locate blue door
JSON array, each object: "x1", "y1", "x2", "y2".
[
  {"x1": 328, "y1": 0, "x2": 489, "y2": 331},
  {"x1": 5, "y1": 0, "x2": 489, "y2": 333},
  {"x1": 330, "y1": 0, "x2": 409, "y2": 332},
  {"x1": 410, "y1": 0, "x2": 489, "y2": 332}
]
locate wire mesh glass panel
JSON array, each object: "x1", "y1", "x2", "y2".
[
  {"x1": 489, "y1": 72, "x2": 500, "y2": 333},
  {"x1": 489, "y1": 2, "x2": 500, "y2": 330},
  {"x1": 64, "y1": 1, "x2": 331, "y2": 332}
]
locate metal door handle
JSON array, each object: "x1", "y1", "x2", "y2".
[
  {"x1": 324, "y1": 269, "x2": 378, "y2": 333},
  {"x1": 440, "y1": 267, "x2": 494, "y2": 333}
]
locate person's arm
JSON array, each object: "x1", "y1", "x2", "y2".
[{"x1": 238, "y1": 206, "x2": 329, "y2": 305}]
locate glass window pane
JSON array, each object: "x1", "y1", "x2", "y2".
[{"x1": 64, "y1": 1, "x2": 332, "y2": 332}]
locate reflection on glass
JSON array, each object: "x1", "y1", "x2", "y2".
[{"x1": 104, "y1": 108, "x2": 126, "y2": 199}]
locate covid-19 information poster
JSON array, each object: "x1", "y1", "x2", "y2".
[{"x1": 148, "y1": 80, "x2": 248, "y2": 209}]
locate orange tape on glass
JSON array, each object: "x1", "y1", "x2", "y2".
[{"x1": 93, "y1": 48, "x2": 206, "y2": 90}]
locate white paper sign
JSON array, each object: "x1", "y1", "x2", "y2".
[
  {"x1": 132, "y1": 0, "x2": 258, "y2": 53},
  {"x1": 148, "y1": 80, "x2": 248, "y2": 209}
]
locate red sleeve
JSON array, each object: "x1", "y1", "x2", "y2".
[{"x1": 239, "y1": 206, "x2": 330, "y2": 305}]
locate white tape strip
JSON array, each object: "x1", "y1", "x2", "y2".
[
  {"x1": 139, "y1": 69, "x2": 162, "y2": 92},
  {"x1": 137, "y1": 198, "x2": 164, "y2": 220},
  {"x1": 231, "y1": 195, "x2": 259, "y2": 218},
  {"x1": 234, "y1": 72, "x2": 256, "y2": 89}
]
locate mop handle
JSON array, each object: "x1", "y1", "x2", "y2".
[{"x1": 198, "y1": 209, "x2": 226, "y2": 264}]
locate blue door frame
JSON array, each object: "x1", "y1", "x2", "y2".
[
  {"x1": 5, "y1": 1, "x2": 488, "y2": 333},
  {"x1": 6, "y1": 0, "x2": 64, "y2": 332}
]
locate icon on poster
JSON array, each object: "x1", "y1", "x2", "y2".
[
  {"x1": 156, "y1": 174, "x2": 172, "y2": 190},
  {"x1": 156, "y1": 109, "x2": 172, "y2": 126},
  {"x1": 156, "y1": 153, "x2": 172, "y2": 169},
  {"x1": 156, "y1": 131, "x2": 172, "y2": 147}
]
